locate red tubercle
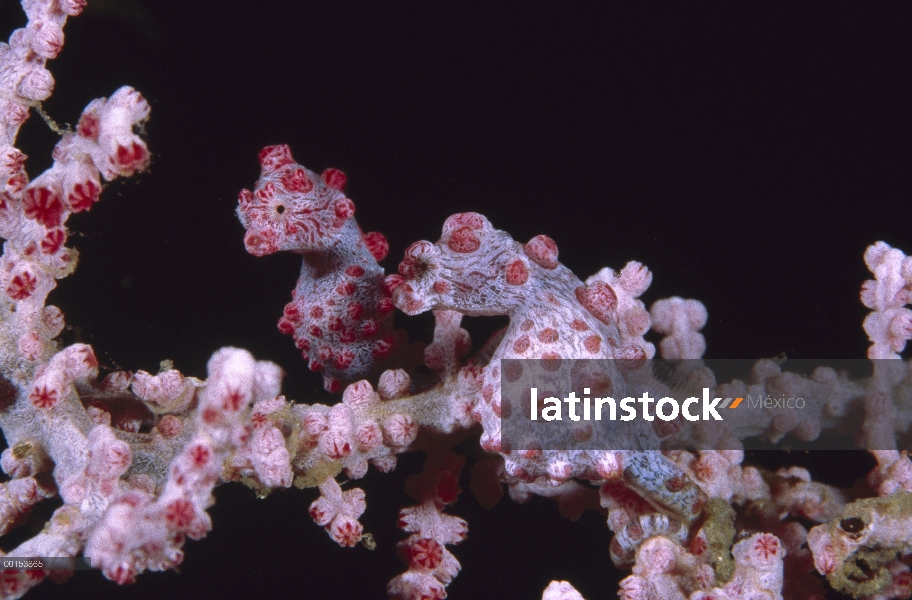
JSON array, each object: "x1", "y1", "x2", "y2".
[
  {"x1": 283, "y1": 303, "x2": 302, "y2": 322},
  {"x1": 221, "y1": 388, "x2": 246, "y2": 411},
  {"x1": 693, "y1": 458, "x2": 719, "y2": 483},
  {"x1": 309, "y1": 325, "x2": 323, "y2": 338},
  {"x1": 447, "y1": 226, "x2": 481, "y2": 253},
  {"x1": 302, "y1": 412, "x2": 328, "y2": 437},
  {"x1": 505, "y1": 259, "x2": 529, "y2": 285},
  {"x1": 433, "y1": 280, "x2": 449, "y2": 293},
  {"x1": 100, "y1": 370, "x2": 132, "y2": 393},
  {"x1": 157, "y1": 415, "x2": 182, "y2": 438},
  {"x1": 106, "y1": 564, "x2": 136, "y2": 586},
  {"x1": 40, "y1": 228, "x2": 66, "y2": 254},
  {"x1": 258, "y1": 145, "x2": 295, "y2": 173},
  {"x1": 503, "y1": 361, "x2": 523, "y2": 384},
  {"x1": 523, "y1": 235, "x2": 559, "y2": 269},
  {"x1": 480, "y1": 435, "x2": 503, "y2": 454},
  {"x1": 343, "y1": 380, "x2": 377, "y2": 407},
  {"x1": 255, "y1": 182, "x2": 276, "y2": 201},
  {"x1": 335, "y1": 349, "x2": 356, "y2": 370},
  {"x1": 481, "y1": 385, "x2": 493, "y2": 403},
  {"x1": 164, "y1": 498, "x2": 195, "y2": 529},
  {"x1": 238, "y1": 188, "x2": 254, "y2": 208},
  {"x1": 583, "y1": 335, "x2": 601, "y2": 353},
  {"x1": 345, "y1": 265, "x2": 365, "y2": 278},
  {"x1": 310, "y1": 306, "x2": 324, "y2": 319},
  {"x1": 29, "y1": 385, "x2": 58, "y2": 409},
  {"x1": 243, "y1": 230, "x2": 278, "y2": 257},
  {"x1": 23, "y1": 186, "x2": 64, "y2": 228},
  {"x1": 201, "y1": 407, "x2": 219, "y2": 424},
  {"x1": 187, "y1": 444, "x2": 212, "y2": 468},
  {"x1": 372, "y1": 335, "x2": 396, "y2": 358},
  {"x1": 333, "y1": 198, "x2": 355, "y2": 223},
  {"x1": 356, "y1": 422, "x2": 382, "y2": 453},
  {"x1": 4, "y1": 180, "x2": 26, "y2": 199},
  {"x1": 318, "y1": 346, "x2": 334, "y2": 364},
  {"x1": 383, "y1": 413, "x2": 417, "y2": 446},
  {"x1": 321, "y1": 168, "x2": 347, "y2": 190},
  {"x1": 444, "y1": 212, "x2": 486, "y2": 232},
  {"x1": 383, "y1": 274, "x2": 404, "y2": 296},
  {"x1": 67, "y1": 179, "x2": 101, "y2": 212},
  {"x1": 309, "y1": 498, "x2": 332, "y2": 526},
  {"x1": 571, "y1": 319, "x2": 589, "y2": 331},
  {"x1": 2, "y1": 147, "x2": 26, "y2": 172},
  {"x1": 114, "y1": 142, "x2": 148, "y2": 175},
  {"x1": 346, "y1": 302, "x2": 363, "y2": 320},
  {"x1": 548, "y1": 461, "x2": 573, "y2": 482},
  {"x1": 339, "y1": 329, "x2": 357, "y2": 344},
  {"x1": 74, "y1": 345, "x2": 99, "y2": 370},
  {"x1": 751, "y1": 534, "x2": 781, "y2": 561},
  {"x1": 43, "y1": 37, "x2": 62, "y2": 59},
  {"x1": 322, "y1": 432, "x2": 352, "y2": 459},
  {"x1": 76, "y1": 112, "x2": 99, "y2": 140},
  {"x1": 617, "y1": 345, "x2": 647, "y2": 371},
  {"x1": 363, "y1": 231, "x2": 388, "y2": 261},
  {"x1": 377, "y1": 298, "x2": 396, "y2": 315},
  {"x1": 537, "y1": 328, "x2": 559, "y2": 343},
  {"x1": 518, "y1": 447, "x2": 542, "y2": 460},
  {"x1": 280, "y1": 168, "x2": 313, "y2": 193},
  {"x1": 7, "y1": 271, "x2": 37, "y2": 301},
  {"x1": 336, "y1": 281, "x2": 355, "y2": 296},
  {"x1": 424, "y1": 346, "x2": 445, "y2": 371},
  {"x1": 665, "y1": 474, "x2": 686, "y2": 492},
  {"x1": 24, "y1": 570, "x2": 45, "y2": 583},
  {"x1": 327, "y1": 317, "x2": 343, "y2": 332},
  {"x1": 575, "y1": 281, "x2": 618, "y2": 324},
  {"x1": 360, "y1": 320, "x2": 378, "y2": 337},
  {"x1": 626, "y1": 521, "x2": 644, "y2": 541},
  {"x1": 512, "y1": 335, "x2": 530, "y2": 354},
  {"x1": 277, "y1": 317, "x2": 295, "y2": 335},
  {"x1": 330, "y1": 516, "x2": 362, "y2": 547},
  {"x1": 407, "y1": 538, "x2": 444, "y2": 570},
  {"x1": 0, "y1": 571, "x2": 23, "y2": 595}
]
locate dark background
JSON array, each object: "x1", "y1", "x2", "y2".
[{"x1": 1, "y1": 1, "x2": 910, "y2": 598}]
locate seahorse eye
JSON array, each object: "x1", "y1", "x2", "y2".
[{"x1": 839, "y1": 517, "x2": 865, "y2": 536}]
